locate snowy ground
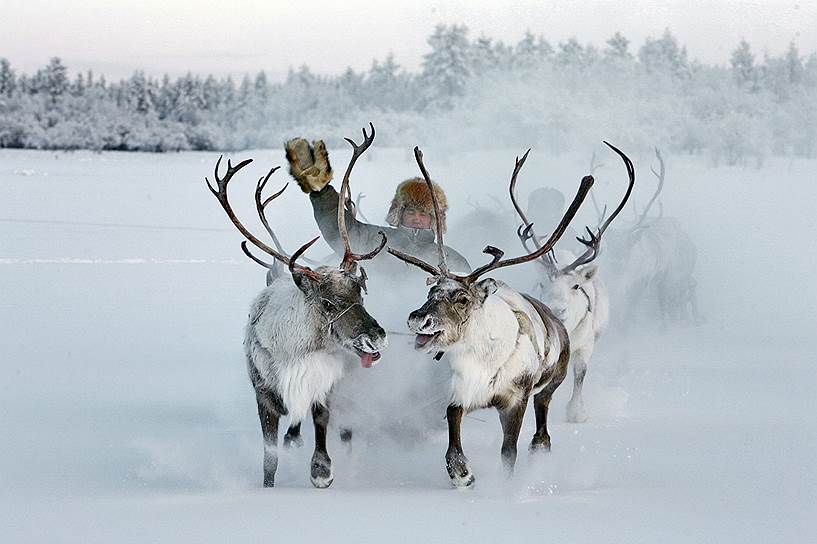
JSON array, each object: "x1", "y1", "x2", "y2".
[{"x1": 1, "y1": 148, "x2": 815, "y2": 543}]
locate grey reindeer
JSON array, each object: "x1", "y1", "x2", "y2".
[
  {"x1": 207, "y1": 124, "x2": 388, "y2": 488},
  {"x1": 605, "y1": 148, "x2": 701, "y2": 327}
]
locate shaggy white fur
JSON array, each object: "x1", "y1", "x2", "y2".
[
  {"x1": 536, "y1": 249, "x2": 611, "y2": 422},
  {"x1": 445, "y1": 285, "x2": 558, "y2": 411}
]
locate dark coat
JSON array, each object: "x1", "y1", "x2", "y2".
[{"x1": 310, "y1": 185, "x2": 471, "y2": 277}]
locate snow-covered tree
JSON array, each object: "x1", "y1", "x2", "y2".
[
  {"x1": 513, "y1": 31, "x2": 552, "y2": 70},
  {"x1": 730, "y1": 39, "x2": 757, "y2": 91},
  {"x1": 37, "y1": 57, "x2": 70, "y2": 104},
  {"x1": 638, "y1": 29, "x2": 689, "y2": 78},
  {"x1": 421, "y1": 24, "x2": 472, "y2": 108},
  {"x1": 604, "y1": 32, "x2": 633, "y2": 61},
  {"x1": 0, "y1": 58, "x2": 16, "y2": 96}
]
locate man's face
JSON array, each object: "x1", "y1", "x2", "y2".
[{"x1": 401, "y1": 207, "x2": 432, "y2": 230}]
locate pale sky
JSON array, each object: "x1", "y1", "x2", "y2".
[{"x1": 2, "y1": 0, "x2": 815, "y2": 80}]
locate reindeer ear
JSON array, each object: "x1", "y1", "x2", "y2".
[
  {"x1": 357, "y1": 266, "x2": 368, "y2": 293},
  {"x1": 580, "y1": 264, "x2": 599, "y2": 282},
  {"x1": 291, "y1": 269, "x2": 319, "y2": 295},
  {"x1": 475, "y1": 278, "x2": 498, "y2": 301}
]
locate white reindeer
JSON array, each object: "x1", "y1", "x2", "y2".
[
  {"x1": 206, "y1": 124, "x2": 388, "y2": 488},
  {"x1": 388, "y1": 146, "x2": 628, "y2": 487},
  {"x1": 509, "y1": 144, "x2": 635, "y2": 422}
]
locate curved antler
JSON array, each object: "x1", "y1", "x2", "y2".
[
  {"x1": 461, "y1": 174, "x2": 594, "y2": 281},
  {"x1": 508, "y1": 149, "x2": 559, "y2": 277},
  {"x1": 354, "y1": 192, "x2": 370, "y2": 222},
  {"x1": 560, "y1": 141, "x2": 635, "y2": 274},
  {"x1": 414, "y1": 146, "x2": 449, "y2": 275},
  {"x1": 289, "y1": 236, "x2": 321, "y2": 276},
  {"x1": 254, "y1": 166, "x2": 287, "y2": 254},
  {"x1": 634, "y1": 147, "x2": 664, "y2": 228},
  {"x1": 588, "y1": 149, "x2": 606, "y2": 223},
  {"x1": 388, "y1": 147, "x2": 595, "y2": 284},
  {"x1": 337, "y1": 123, "x2": 386, "y2": 271},
  {"x1": 206, "y1": 155, "x2": 319, "y2": 279}
]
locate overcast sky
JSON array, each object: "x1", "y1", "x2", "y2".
[{"x1": 2, "y1": 0, "x2": 815, "y2": 80}]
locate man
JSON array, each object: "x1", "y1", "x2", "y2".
[
  {"x1": 285, "y1": 138, "x2": 465, "y2": 443},
  {"x1": 284, "y1": 138, "x2": 471, "y2": 275}
]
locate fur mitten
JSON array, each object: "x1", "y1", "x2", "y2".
[{"x1": 284, "y1": 138, "x2": 333, "y2": 193}]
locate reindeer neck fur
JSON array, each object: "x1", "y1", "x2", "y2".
[
  {"x1": 446, "y1": 284, "x2": 549, "y2": 411},
  {"x1": 542, "y1": 250, "x2": 609, "y2": 357},
  {"x1": 249, "y1": 275, "x2": 331, "y2": 357},
  {"x1": 245, "y1": 275, "x2": 349, "y2": 424}
]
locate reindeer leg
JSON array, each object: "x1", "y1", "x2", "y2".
[
  {"x1": 310, "y1": 403, "x2": 334, "y2": 488},
  {"x1": 531, "y1": 389, "x2": 553, "y2": 451},
  {"x1": 255, "y1": 389, "x2": 283, "y2": 488},
  {"x1": 689, "y1": 279, "x2": 704, "y2": 325},
  {"x1": 445, "y1": 404, "x2": 474, "y2": 488},
  {"x1": 498, "y1": 398, "x2": 527, "y2": 475},
  {"x1": 566, "y1": 352, "x2": 589, "y2": 423},
  {"x1": 532, "y1": 344, "x2": 569, "y2": 451},
  {"x1": 283, "y1": 422, "x2": 303, "y2": 448}
]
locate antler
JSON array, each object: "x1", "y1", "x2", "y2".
[
  {"x1": 508, "y1": 149, "x2": 559, "y2": 276},
  {"x1": 337, "y1": 123, "x2": 386, "y2": 272},
  {"x1": 354, "y1": 192, "x2": 370, "y2": 222},
  {"x1": 634, "y1": 147, "x2": 664, "y2": 228},
  {"x1": 254, "y1": 166, "x2": 287, "y2": 254},
  {"x1": 415, "y1": 147, "x2": 449, "y2": 275},
  {"x1": 588, "y1": 149, "x2": 606, "y2": 225},
  {"x1": 560, "y1": 141, "x2": 635, "y2": 273},
  {"x1": 206, "y1": 155, "x2": 319, "y2": 279},
  {"x1": 389, "y1": 147, "x2": 595, "y2": 284}
]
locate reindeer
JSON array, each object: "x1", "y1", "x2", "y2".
[
  {"x1": 605, "y1": 148, "x2": 700, "y2": 328},
  {"x1": 509, "y1": 143, "x2": 635, "y2": 422},
  {"x1": 388, "y1": 146, "x2": 609, "y2": 488},
  {"x1": 206, "y1": 124, "x2": 388, "y2": 488}
]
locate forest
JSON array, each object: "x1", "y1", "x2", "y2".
[{"x1": 1, "y1": 26, "x2": 815, "y2": 165}]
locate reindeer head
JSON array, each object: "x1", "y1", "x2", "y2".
[
  {"x1": 390, "y1": 147, "x2": 595, "y2": 353},
  {"x1": 535, "y1": 251, "x2": 599, "y2": 329},
  {"x1": 408, "y1": 276, "x2": 498, "y2": 352},
  {"x1": 207, "y1": 124, "x2": 388, "y2": 367},
  {"x1": 511, "y1": 143, "x2": 635, "y2": 327},
  {"x1": 293, "y1": 263, "x2": 387, "y2": 367}
]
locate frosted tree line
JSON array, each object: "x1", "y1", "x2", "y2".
[{"x1": 0, "y1": 25, "x2": 815, "y2": 163}]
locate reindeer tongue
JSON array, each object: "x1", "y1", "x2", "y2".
[{"x1": 360, "y1": 352, "x2": 374, "y2": 368}]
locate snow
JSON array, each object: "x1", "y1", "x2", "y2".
[{"x1": 1, "y1": 148, "x2": 815, "y2": 543}]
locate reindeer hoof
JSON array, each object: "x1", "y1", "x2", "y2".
[
  {"x1": 566, "y1": 402, "x2": 588, "y2": 423},
  {"x1": 450, "y1": 471, "x2": 475, "y2": 488},
  {"x1": 311, "y1": 473, "x2": 334, "y2": 489},
  {"x1": 283, "y1": 433, "x2": 304, "y2": 448},
  {"x1": 310, "y1": 453, "x2": 334, "y2": 489},
  {"x1": 446, "y1": 452, "x2": 475, "y2": 488},
  {"x1": 530, "y1": 434, "x2": 551, "y2": 452}
]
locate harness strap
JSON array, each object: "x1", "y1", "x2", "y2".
[
  {"x1": 578, "y1": 286, "x2": 593, "y2": 313},
  {"x1": 325, "y1": 301, "x2": 363, "y2": 327}
]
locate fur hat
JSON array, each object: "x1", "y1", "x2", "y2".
[{"x1": 386, "y1": 177, "x2": 448, "y2": 233}]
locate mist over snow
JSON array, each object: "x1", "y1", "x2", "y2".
[
  {"x1": 1, "y1": 142, "x2": 815, "y2": 542},
  {"x1": 1, "y1": 17, "x2": 817, "y2": 544}
]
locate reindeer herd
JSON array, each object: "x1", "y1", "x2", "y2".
[{"x1": 206, "y1": 124, "x2": 697, "y2": 489}]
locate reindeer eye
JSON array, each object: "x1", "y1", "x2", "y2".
[
  {"x1": 321, "y1": 298, "x2": 337, "y2": 311},
  {"x1": 455, "y1": 295, "x2": 469, "y2": 306},
  {"x1": 572, "y1": 285, "x2": 580, "y2": 290}
]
